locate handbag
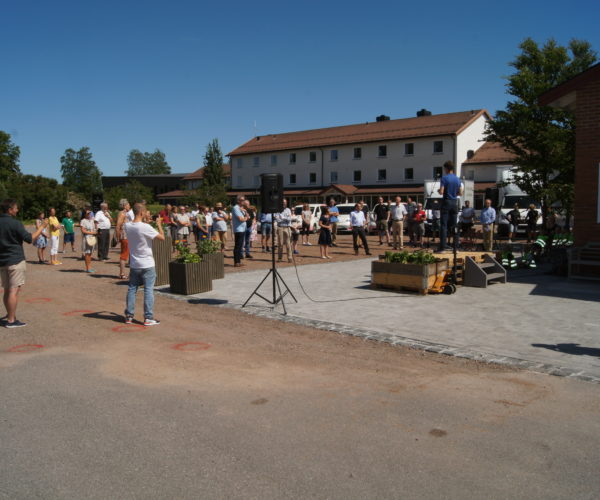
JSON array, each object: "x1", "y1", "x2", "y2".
[
  {"x1": 111, "y1": 232, "x2": 118, "y2": 247},
  {"x1": 86, "y1": 235, "x2": 97, "y2": 247}
]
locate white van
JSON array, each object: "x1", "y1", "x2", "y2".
[{"x1": 294, "y1": 204, "x2": 326, "y2": 232}]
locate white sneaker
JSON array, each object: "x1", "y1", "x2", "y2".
[{"x1": 143, "y1": 318, "x2": 160, "y2": 326}]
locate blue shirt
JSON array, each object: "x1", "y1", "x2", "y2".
[
  {"x1": 260, "y1": 213, "x2": 272, "y2": 224},
  {"x1": 480, "y1": 206, "x2": 496, "y2": 225},
  {"x1": 328, "y1": 205, "x2": 339, "y2": 223},
  {"x1": 232, "y1": 204, "x2": 247, "y2": 233},
  {"x1": 440, "y1": 173, "x2": 461, "y2": 200}
]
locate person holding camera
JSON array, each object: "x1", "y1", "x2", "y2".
[{"x1": 124, "y1": 203, "x2": 165, "y2": 326}]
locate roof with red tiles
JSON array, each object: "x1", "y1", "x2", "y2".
[
  {"x1": 463, "y1": 141, "x2": 516, "y2": 165},
  {"x1": 228, "y1": 110, "x2": 491, "y2": 156},
  {"x1": 183, "y1": 163, "x2": 231, "y2": 181}
]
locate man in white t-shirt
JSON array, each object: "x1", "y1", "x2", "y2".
[
  {"x1": 124, "y1": 203, "x2": 165, "y2": 326},
  {"x1": 94, "y1": 203, "x2": 113, "y2": 261}
]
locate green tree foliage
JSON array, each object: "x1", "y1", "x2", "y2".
[
  {"x1": 0, "y1": 131, "x2": 22, "y2": 195},
  {"x1": 485, "y1": 38, "x2": 597, "y2": 219},
  {"x1": 104, "y1": 180, "x2": 154, "y2": 212},
  {"x1": 10, "y1": 175, "x2": 72, "y2": 220},
  {"x1": 126, "y1": 149, "x2": 171, "y2": 176},
  {"x1": 60, "y1": 147, "x2": 103, "y2": 200},
  {"x1": 202, "y1": 139, "x2": 225, "y2": 186}
]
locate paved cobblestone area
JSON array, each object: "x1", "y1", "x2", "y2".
[{"x1": 157, "y1": 259, "x2": 600, "y2": 384}]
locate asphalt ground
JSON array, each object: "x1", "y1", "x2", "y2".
[{"x1": 0, "y1": 241, "x2": 599, "y2": 499}]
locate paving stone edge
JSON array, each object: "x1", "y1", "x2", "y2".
[{"x1": 156, "y1": 287, "x2": 600, "y2": 385}]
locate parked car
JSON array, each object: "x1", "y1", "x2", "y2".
[{"x1": 294, "y1": 204, "x2": 326, "y2": 233}]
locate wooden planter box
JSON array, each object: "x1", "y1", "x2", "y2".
[
  {"x1": 153, "y1": 236, "x2": 173, "y2": 286},
  {"x1": 202, "y1": 252, "x2": 225, "y2": 280},
  {"x1": 169, "y1": 261, "x2": 212, "y2": 295},
  {"x1": 371, "y1": 258, "x2": 448, "y2": 295}
]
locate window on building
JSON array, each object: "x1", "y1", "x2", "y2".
[
  {"x1": 289, "y1": 173, "x2": 296, "y2": 184},
  {"x1": 270, "y1": 155, "x2": 277, "y2": 166},
  {"x1": 353, "y1": 147, "x2": 362, "y2": 159},
  {"x1": 433, "y1": 141, "x2": 444, "y2": 154},
  {"x1": 378, "y1": 145, "x2": 387, "y2": 157},
  {"x1": 236, "y1": 158, "x2": 243, "y2": 168},
  {"x1": 309, "y1": 172, "x2": 317, "y2": 184},
  {"x1": 309, "y1": 151, "x2": 317, "y2": 163},
  {"x1": 330, "y1": 171, "x2": 338, "y2": 183},
  {"x1": 330, "y1": 149, "x2": 338, "y2": 161},
  {"x1": 404, "y1": 168, "x2": 414, "y2": 180},
  {"x1": 433, "y1": 166, "x2": 443, "y2": 178},
  {"x1": 405, "y1": 143, "x2": 414, "y2": 155},
  {"x1": 253, "y1": 156, "x2": 260, "y2": 167},
  {"x1": 377, "y1": 169, "x2": 387, "y2": 181},
  {"x1": 289, "y1": 153, "x2": 296, "y2": 164},
  {"x1": 237, "y1": 175, "x2": 243, "y2": 186},
  {"x1": 353, "y1": 170, "x2": 362, "y2": 183},
  {"x1": 253, "y1": 176, "x2": 260, "y2": 186}
]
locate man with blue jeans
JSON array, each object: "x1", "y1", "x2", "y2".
[
  {"x1": 232, "y1": 196, "x2": 249, "y2": 267},
  {"x1": 328, "y1": 199, "x2": 339, "y2": 246},
  {"x1": 124, "y1": 203, "x2": 165, "y2": 326},
  {"x1": 437, "y1": 161, "x2": 463, "y2": 253}
]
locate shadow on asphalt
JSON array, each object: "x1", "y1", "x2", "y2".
[
  {"x1": 532, "y1": 343, "x2": 600, "y2": 357},
  {"x1": 83, "y1": 311, "x2": 124, "y2": 323},
  {"x1": 188, "y1": 298, "x2": 229, "y2": 305}
]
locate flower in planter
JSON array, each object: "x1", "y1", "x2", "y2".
[
  {"x1": 197, "y1": 238, "x2": 222, "y2": 256},
  {"x1": 174, "y1": 240, "x2": 201, "y2": 263},
  {"x1": 384, "y1": 250, "x2": 438, "y2": 264}
]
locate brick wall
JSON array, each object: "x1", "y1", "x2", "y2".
[{"x1": 574, "y1": 79, "x2": 600, "y2": 246}]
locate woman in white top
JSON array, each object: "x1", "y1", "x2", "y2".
[{"x1": 80, "y1": 210, "x2": 98, "y2": 273}]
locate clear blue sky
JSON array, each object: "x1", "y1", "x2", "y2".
[{"x1": 2, "y1": 0, "x2": 599, "y2": 179}]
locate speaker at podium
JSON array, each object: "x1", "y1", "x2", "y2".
[{"x1": 260, "y1": 173, "x2": 284, "y2": 213}]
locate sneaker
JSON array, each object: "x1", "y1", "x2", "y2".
[
  {"x1": 86, "y1": 269, "x2": 96, "y2": 273},
  {"x1": 293, "y1": 250, "x2": 299, "y2": 255},
  {"x1": 144, "y1": 318, "x2": 160, "y2": 326},
  {"x1": 5, "y1": 319, "x2": 26, "y2": 328},
  {"x1": 125, "y1": 316, "x2": 133, "y2": 324},
  {"x1": 246, "y1": 254, "x2": 253, "y2": 259},
  {"x1": 306, "y1": 242, "x2": 312, "y2": 246}
]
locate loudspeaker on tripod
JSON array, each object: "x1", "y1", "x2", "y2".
[{"x1": 260, "y1": 173, "x2": 284, "y2": 213}]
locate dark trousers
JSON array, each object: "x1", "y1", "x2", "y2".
[
  {"x1": 352, "y1": 227, "x2": 369, "y2": 254},
  {"x1": 234, "y1": 232, "x2": 245, "y2": 264},
  {"x1": 244, "y1": 227, "x2": 253, "y2": 256},
  {"x1": 439, "y1": 199, "x2": 458, "y2": 250},
  {"x1": 97, "y1": 228, "x2": 110, "y2": 259}
]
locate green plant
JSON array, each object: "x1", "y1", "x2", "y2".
[
  {"x1": 174, "y1": 239, "x2": 201, "y2": 263},
  {"x1": 197, "y1": 238, "x2": 221, "y2": 255},
  {"x1": 384, "y1": 250, "x2": 437, "y2": 265}
]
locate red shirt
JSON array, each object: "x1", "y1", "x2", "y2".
[
  {"x1": 414, "y1": 210, "x2": 426, "y2": 223},
  {"x1": 159, "y1": 209, "x2": 171, "y2": 225}
]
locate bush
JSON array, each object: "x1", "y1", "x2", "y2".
[{"x1": 384, "y1": 250, "x2": 437, "y2": 265}]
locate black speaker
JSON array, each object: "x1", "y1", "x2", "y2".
[{"x1": 260, "y1": 173, "x2": 284, "y2": 213}]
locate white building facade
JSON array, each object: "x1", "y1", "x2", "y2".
[{"x1": 228, "y1": 110, "x2": 492, "y2": 206}]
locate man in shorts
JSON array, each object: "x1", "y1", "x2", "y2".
[
  {"x1": 372, "y1": 196, "x2": 390, "y2": 246},
  {"x1": 0, "y1": 199, "x2": 48, "y2": 328},
  {"x1": 61, "y1": 210, "x2": 76, "y2": 252}
]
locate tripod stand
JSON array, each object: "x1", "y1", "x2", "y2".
[{"x1": 242, "y1": 218, "x2": 297, "y2": 315}]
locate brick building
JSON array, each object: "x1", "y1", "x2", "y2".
[{"x1": 539, "y1": 62, "x2": 600, "y2": 247}]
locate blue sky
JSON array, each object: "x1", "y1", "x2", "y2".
[{"x1": 2, "y1": 0, "x2": 599, "y2": 179}]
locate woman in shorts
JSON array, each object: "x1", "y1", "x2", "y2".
[
  {"x1": 212, "y1": 203, "x2": 228, "y2": 251},
  {"x1": 80, "y1": 210, "x2": 98, "y2": 273},
  {"x1": 34, "y1": 211, "x2": 48, "y2": 263}
]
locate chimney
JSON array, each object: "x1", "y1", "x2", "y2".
[
  {"x1": 416, "y1": 109, "x2": 432, "y2": 117},
  {"x1": 376, "y1": 114, "x2": 390, "y2": 122}
]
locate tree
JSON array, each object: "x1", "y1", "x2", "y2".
[
  {"x1": 196, "y1": 138, "x2": 228, "y2": 206},
  {"x1": 202, "y1": 139, "x2": 226, "y2": 186},
  {"x1": 485, "y1": 38, "x2": 597, "y2": 221},
  {"x1": 126, "y1": 149, "x2": 171, "y2": 176},
  {"x1": 60, "y1": 147, "x2": 103, "y2": 200},
  {"x1": 10, "y1": 175, "x2": 72, "y2": 220},
  {"x1": 104, "y1": 180, "x2": 154, "y2": 212},
  {"x1": 0, "y1": 131, "x2": 21, "y2": 187}
]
